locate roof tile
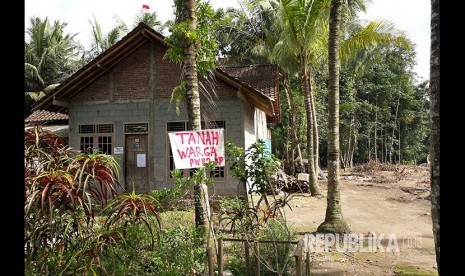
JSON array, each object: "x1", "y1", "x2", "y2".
[
  {"x1": 217, "y1": 64, "x2": 280, "y2": 101},
  {"x1": 25, "y1": 110, "x2": 69, "y2": 124}
]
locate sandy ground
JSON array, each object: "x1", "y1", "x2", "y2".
[{"x1": 281, "y1": 165, "x2": 437, "y2": 275}]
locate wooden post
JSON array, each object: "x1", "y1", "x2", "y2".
[
  {"x1": 208, "y1": 247, "x2": 214, "y2": 276},
  {"x1": 218, "y1": 238, "x2": 223, "y2": 276},
  {"x1": 244, "y1": 241, "x2": 250, "y2": 276},
  {"x1": 305, "y1": 251, "x2": 311, "y2": 276},
  {"x1": 304, "y1": 234, "x2": 310, "y2": 276},
  {"x1": 294, "y1": 239, "x2": 304, "y2": 276},
  {"x1": 254, "y1": 241, "x2": 260, "y2": 276}
]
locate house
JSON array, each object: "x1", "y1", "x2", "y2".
[
  {"x1": 33, "y1": 22, "x2": 281, "y2": 196},
  {"x1": 25, "y1": 110, "x2": 69, "y2": 139}
]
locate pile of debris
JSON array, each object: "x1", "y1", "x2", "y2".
[{"x1": 271, "y1": 169, "x2": 311, "y2": 194}]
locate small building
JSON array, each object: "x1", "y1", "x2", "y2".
[
  {"x1": 25, "y1": 110, "x2": 69, "y2": 139},
  {"x1": 34, "y1": 23, "x2": 281, "y2": 195}
]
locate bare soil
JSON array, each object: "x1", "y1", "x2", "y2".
[{"x1": 284, "y1": 164, "x2": 437, "y2": 275}]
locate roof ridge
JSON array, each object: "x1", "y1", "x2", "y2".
[{"x1": 218, "y1": 64, "x2": 276, "y2": 68}]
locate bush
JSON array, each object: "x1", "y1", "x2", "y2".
[
  {"x1": 151, "y1": 225, "x2": 205, "y2": 275},
  {"x1": 223, "y1": 218, "x2": 297, "y2": 276},
  {"x1": 217, "y1": 196, "x2": 260, "y2": 236},
  {"x1": 97, "y1": 210, "x2": 202, "y2": 275},
  {"x1": 149, "y1": 169, "x2": 191, "y2": 211},
  {"x1": 256, "y1": 218, "x2": 296, "y2": 275}
]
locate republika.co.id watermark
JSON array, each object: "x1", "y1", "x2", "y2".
[{"x1": 304, "y1": 232, "x2": 422, "y2": 253}]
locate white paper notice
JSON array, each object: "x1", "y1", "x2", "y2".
[
  {"x1": 137, "y1": 154, "x2": 146, "y2": 167},
  {"x1": 114, "y1": 147, "x2": 124, "y2": 154}
]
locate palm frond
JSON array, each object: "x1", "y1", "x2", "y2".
[{"x1": 340, "y1": 19, "x2": 411, "y2": 62}]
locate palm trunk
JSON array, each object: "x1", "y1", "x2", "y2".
[
  {"x1": 350, "y1": 88, "x2": 358, "y2": 168},
  {"x1": 430, "y1": 0, "x2": 440, "y2": 272},
  {"x1": 317, "y1": 0, "x2": 350, "y2": 233},
  {"x1": 283, "y1": 76, "x2": 303, "y2": 176},
  {"x1": 307, "y1": 74, "x2": 322, "y2": 178},
  {"x1": 181, "y1": 1, "x2": 213, "y2": 274},
  {"x1": 285, "y1": 119, "x2": 294, "y2": 174},
  {"x1": 300, "y1": 59, "x2": 321, "y2": 196},
  {"x1": 345, "y1": 124, "x2": 352, "y2": 168}
]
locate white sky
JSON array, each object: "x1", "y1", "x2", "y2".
[{"x1": 25, "y1": 0, "x2": 430, "y2": 81}]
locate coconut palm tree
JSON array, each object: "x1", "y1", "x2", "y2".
[
  {"x1": 113, "y1": 10, "x2": 166, "y2": 36},
  {"x1": 316, "y1": 0, "x2": 350, "y2": 233},
  {"x1": 429, "y1": 0, "x2": 440, "y2": 272},
  {"x1": 166, "y1": 0, "x2": 220, "y2": 274},
  {"x1": 270, "y1": 0, "x2": 332, "y2": 196},
  {"x1": 133, "y1": 11, "x2": 166, "y2": 32},
  {"x1": 24, "y1": 16, "x2": 83, "y2": 116},
  {"x1": 87, "y1": 16, "x2": 126, "y2": 59}
]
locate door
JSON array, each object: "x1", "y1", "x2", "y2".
[{"x1": 125, "y1": 134, "x2": 149, "y2": 193}]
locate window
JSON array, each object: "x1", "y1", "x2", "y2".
[
  {"x1": 79, "y1": 124, "x2": 114, "y2": 155},
  {"x1": 167, "y1": 121, "x2": 226, "y2": 179},
  {"x1": 167, "y1": 122, "x2": 189, "y2": 178},
  {"x1": 203, "y1": 121, "x2": 226, "y2": 178},
  {"x1": 125, "y1": 123, "x2": 148, "y2": 134},
  {"x1": 80, "y1": 136, "x2": 94, "y2": 153}
]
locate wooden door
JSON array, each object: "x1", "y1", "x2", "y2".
[{"x1": 125, "y1": 134, "x2": 149, "y2": 193}]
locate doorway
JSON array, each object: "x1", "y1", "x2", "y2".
[{"x1": 125, "y1": 134, "x2": 149, "y2": 193}]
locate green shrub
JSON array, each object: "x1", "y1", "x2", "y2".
[
  {"x1": 223, "y1": 218, "x2": 297, "y2": 276},
  {"x1": 149, "y1": 169, "x2": 191, "y2": 211},
  {"x1": 97, "y1": 211, "x2": 202, "y2": 275},
  {"x1": 256, "y1": 218, "x2": 296, "y2": 275},
  {"x1": 151, "y1": 225, "x2": 205, "y2": 275}
]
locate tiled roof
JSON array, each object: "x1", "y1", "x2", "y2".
[
  {"x1": 217, "y1": 64, "x2": 280, "y2": 101},
  {"x1": 25, "y1": 110, "x2": 69, "y2": 124}
]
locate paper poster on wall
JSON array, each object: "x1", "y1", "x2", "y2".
[
  {"x1": 136, "y1": 154, "x2": 146, "y2": 167},
  {"x1": 168, "y1": 129, "x2": 225, "y2": 169},
  {"x1": 114, "y1": 147, "x2": 124, "y2": 154}
]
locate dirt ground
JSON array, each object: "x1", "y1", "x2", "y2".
[{"x1": 283, "y1": 164, "x2": 438, "y2": 275}]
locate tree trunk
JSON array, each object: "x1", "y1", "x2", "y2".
[
  {"x1": 317, "y1": 0, "x2": 350, "y2": 233},
  {"x1": 307, "y1": 74, "x2": 322, "y2": 178},
  {"x1": 181, "y1": 1, "x2": 213, "y2": 274},
  {"x1": 398, "y1": 122, "x2": 401, "y2": 164},
  {"x1": 300, "y1": 60, "x2": 321, "y2": 196},
  {"x1": 379, "y1": 129, "x2": 384, "y2": 163},
  {"x1": 345, "y1": 122, "x2": 352, "y2": 168},
  {"x1": 368, "y1": 129, "x2": 371, "y2": 161},
  {"x1": 349, "y1": 125, "x2": 357, "y2": 168},
  {"x1": 390, "y1": 93, "x2": 401, "y2": 163},
  {"x1": 283, "y1": 76, "x2": 303, "y2": 176},
  {"x1": 350, "y1": 88, "x2": 358, "y2": 168},
  {"x1": 429, "y1": 0, "x2": 440, "y2": 272}
]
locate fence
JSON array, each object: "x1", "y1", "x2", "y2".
[{"x1": 216, "y1": 236, "x2": 311, "y2": 276}]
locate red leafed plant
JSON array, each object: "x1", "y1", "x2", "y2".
[
  {"x1": 25, "y1": 126, "x2": 164, "y2": 274},
  {"x1": 24, "y1": 126, "x2": 124, "y2": 274},
  {"x1": 104, "y1": 190, "x2": 162, "y2": 249}
]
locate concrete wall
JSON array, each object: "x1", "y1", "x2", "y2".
[
  {"x1": 68, "y1": 101, "x2": 150, "y2": 193},
  {"x1": 69, "y1": 97, "x2": 245, "y2": 196}
]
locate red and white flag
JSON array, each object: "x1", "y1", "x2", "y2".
[{"x1": 142, "y1": 4, "x2": 150, "y2": 10}]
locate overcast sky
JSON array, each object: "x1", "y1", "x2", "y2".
[{"x1": 25, "y1": 0, "x2": 430, "y2": 81}]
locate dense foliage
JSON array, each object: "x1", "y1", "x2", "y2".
[{"x1": 24, "y1": 127, "x2": 167, "y2": 274}]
